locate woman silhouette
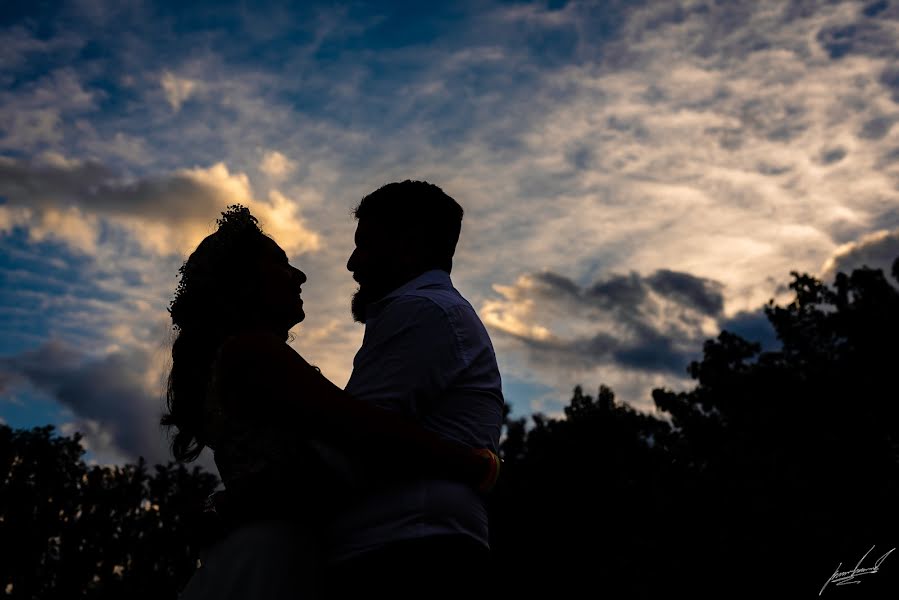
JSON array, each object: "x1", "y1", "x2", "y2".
[{"x1": 162, "y1": 205, "x2": 499, "y2": 599}]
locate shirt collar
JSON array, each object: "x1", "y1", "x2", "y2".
[{"x1": 365, "y1": 269, "x2": 452, "y2": 320}]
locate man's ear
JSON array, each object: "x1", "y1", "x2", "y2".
[{"x1": 405, "y1": 232, "x2": 434, "y2": 270}]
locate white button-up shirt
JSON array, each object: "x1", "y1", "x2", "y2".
[{"x1": 326, "y1": 269, "x2": 505, "y2": 563}]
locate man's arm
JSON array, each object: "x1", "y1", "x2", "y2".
[{"x1": 218, "y1": 329, "x2": 494, "y2": 491}]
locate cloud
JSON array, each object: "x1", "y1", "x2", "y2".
[
  {"x1": 0, "y1": 68, "x2": 98, "y2": 150},
  {"x1": 482, "y1": 268, "x2": 722, "y2": 376},
  {"x1": 59, "y1": 419, "x2": 129, "y2": 465},
  {"x1": 260, "y1": 150, "x2": 297, "y2": 180},
  {"x1": 719, "y1": 307, "x2": 780, "y2": 352},
  {"x1": 0, "y1": 156, "x2": 321, "y2": 257},
  {"x1": 644, "y1": 269, "x2": 725, "y2": 316},
  {"x1": 819, "y1": 228, "x2": 899, "y2": 285},
  {"x1": 0, "y1": 339, "x2": 170, "y2": 464},
  {"x1": 160, "y1": 71, "x2": 198, "y2": 112},
  {"x1": 0, "y1": 26, "x2": 83, "y2": 74},
  {"x1": 441, "y1": 0, "x2": 899, "y2": 318}
]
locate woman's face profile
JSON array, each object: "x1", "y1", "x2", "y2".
[{"x1": 253, "y1": 236, "x2": 307, "y2": 333}]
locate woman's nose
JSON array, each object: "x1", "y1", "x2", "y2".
[{"x1": 293, "y1": 267, "x2": 307, "y2": 285}]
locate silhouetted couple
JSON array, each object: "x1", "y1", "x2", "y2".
[{"x1": 163, "y1": 181, "x2": 505, "y2": 599}]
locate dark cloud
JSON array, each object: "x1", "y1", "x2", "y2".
[
  {"x1": 605, "y1": 115, "x2": 650, "y2": 140},
  {"x1": 538, "y1": 267, "x2": 726, "y2": 321},
  {"x1": 872, "y1": 206, "x2": 899, "y2": 231},
  {"x1": 878, "y1": 145, "x2": 899, "y2": 166},
  {"x1": 863, "y1": 0, "x2": 890, "y2": 18},
  {"x1": 862, "y1": 0, "x2": 899, "y2": 19},
  {"x1": 818, "y1": 146, "x2": 847, "y2": 165},
  {"x1": 720, "y1": 308, "x2": 780, "y2": 352},
  {"x1": 705, "y1": 126, "x2": 745, "y2": 151},
  {"x1": 587, "y1": 272, "x2": 648, "y2": 308},
  {"x1": 531, "y1": 271, "x2": 581, "y2": 297},
  {"x1": 828, "y1": 218, "x2": 875, "y2": 246},
  {"x1": 879, "y1": 66, "x2": 899, "y2": 103},
  {"x1": 0, "y1": 157, "x2": 220, "y2": 222},
  {"x1": 640, "y1": 84, "x2": 667, "y2": 105},
  {"x1": 685, "y1": 2, "x2": 759, "y2": 59},
  {"x1": 737, "y1": 99, "x2": 808, "y2": 143},
  {"x1": 644, "y1": 269, "x2": 725, "y2": 316},
  {"x1": 0, "y1": 340, "x2": 167, "y2": 463},
  {"x1": 858, "y1": 115, "x2": 895, "y2": 140},
  {"x1": 817, "y1": 21, "x2": 898, "y2": 60},
  {"x1": 821, "y1": 229, "x2": 899, "y2": 286},
  {"x1": 756, "y1": 162, "x2": 792, "y2": 176},
  {"x1": 785, "y1": 0, "x2": 820, "y2": 21},
  {"x1": 566, "y1": 145, "x2": 594, "y2": 171},
  {"x1": 636, "y1": 3, "x2": 690, "y2": 32},
  {"x1": 766, "y1": 121, "x2": 808, "y2": 143},
  {"x1": 610, "y1": 324, "x2": 693, "y2": 373},
  {"x1": 489, "y1": 268, "x2": 729, "y2": 375}
]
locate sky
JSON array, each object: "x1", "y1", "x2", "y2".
[{"x1": 2, "y1": 0, "x2": 899, "y2": 470}]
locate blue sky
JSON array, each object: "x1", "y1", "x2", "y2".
[{"x1": 3, "y1": 0, "x2": 899, "y2": 468}]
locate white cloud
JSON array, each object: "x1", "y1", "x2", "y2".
[
  {"x1": 59, "y1": 419, "x2": 129, "y2": 466},
  {"x1": 28, "y1": 206, "x2": 100, "y2": 255},
  {"x1": 0, "y1": 157, "x2": 321, "y2": 258},
  {"x1": 160, "y1": 71, "x2": 198, "y2": 111},
  {"x1": 260, "y1": 150, "x2": 297, "y2": 179},
  {"x1": 0, "y1": 205, "x2": 32, "y2": 235},
  {"x1": 0, "y1": 68, "x2": 98, "y2": 150}
]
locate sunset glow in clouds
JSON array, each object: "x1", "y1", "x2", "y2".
[{"x1": 2, "y1": 0, "x2": 899, "y2": 469}]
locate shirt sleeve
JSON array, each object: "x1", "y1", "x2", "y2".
[{"x1": 346, "y1": 294, "x2": 469, "y2": 417}]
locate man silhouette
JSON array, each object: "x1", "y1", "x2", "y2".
[{"x1": 323, "y1": 180, "x2": 504, "y2": 599}]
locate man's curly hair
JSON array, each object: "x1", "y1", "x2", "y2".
[{"x1": 162, "y1": 204, "x2": 270, "y2": 462}]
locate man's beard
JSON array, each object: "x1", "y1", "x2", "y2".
[
  {"x1": 351, "y1": 272, "x2": 414, "y2": 323},
  {"x1": 351, "y1": 284, "x2": 384, "y2": 323}
]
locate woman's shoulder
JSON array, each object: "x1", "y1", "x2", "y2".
[
  {"x1": 220, "y1": 329, "x2": 283, "y2": 355},
  {"x1": 216, "y1": 329, "x2": 317, "y2": 386},
  {"x1": 219, "y1": 330, "x2": 294, "y2": 368}
]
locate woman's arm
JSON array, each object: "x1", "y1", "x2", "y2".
[{"x1": 218, "y1": 330, "x2": 498, "y2": 491}]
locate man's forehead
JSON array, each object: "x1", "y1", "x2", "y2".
[{"x1": 355, "y1": 218, "x2": 388, "y2": 240}]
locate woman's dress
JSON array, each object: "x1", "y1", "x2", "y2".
[{"x1": 178, "y1": 343, "x2": 355, "y2": 600}]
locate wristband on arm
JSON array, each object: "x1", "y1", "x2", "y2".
[{"x1": 472, "y1": 448, "x2": 502, "y2": 494}]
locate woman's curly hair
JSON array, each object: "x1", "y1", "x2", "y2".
[{"x1": 162, "y1": 204, "x2": 269, "y2": 462}]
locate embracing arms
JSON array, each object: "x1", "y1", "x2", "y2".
[{"x1": 216, "y1": 330, "x2": 499, "y2": 492}]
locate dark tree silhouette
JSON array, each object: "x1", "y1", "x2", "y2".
[
  {"x1": 489, "y1": 385, "x2": 682, "y2": 597},
  {"x1": 652, "y1": 262, "x2": 899, "y2": 596},
  {"x1": 0, "y1": 425, "x2": 218, "y2": 599},
  {"x1": 490, "y1": 258, "x2": 899, "y2": 598}
]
